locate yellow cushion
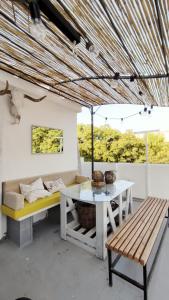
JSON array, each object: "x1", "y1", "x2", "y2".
[{"x1": 1, "y1": 191, "x2": 61, "y2": 220}]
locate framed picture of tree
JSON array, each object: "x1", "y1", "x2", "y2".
[{"x1": 32, "y1": 126, "x2": 64, "y2": 154}]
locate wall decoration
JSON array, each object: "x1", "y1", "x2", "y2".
[{"x1": 32, "y1": 126, "x2": 63, "y2": 154}]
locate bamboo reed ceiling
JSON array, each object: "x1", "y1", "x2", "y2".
[{"x1": 0, "y1": 0, "x2": 168, "y2": 107}]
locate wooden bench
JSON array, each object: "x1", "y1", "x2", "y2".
[{"x1": 106, "y1": 197, "x2": 169, "y2": 300}]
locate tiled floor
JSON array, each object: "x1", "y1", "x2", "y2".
[{"x1": 0, "y1": 201, "x2": 169, "y2": 300}]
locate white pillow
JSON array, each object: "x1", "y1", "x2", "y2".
[
  {"x1": 4, "y1": 192, "x2": 24, "y2": 210},
  {"x1": 25, "y1": 189, "x2": 51, "y2": 203},
  {"x1": 44, "y1": 178, "x2": 66, "y2": 193},
  {"x1": 20, "y1": 178, "x2": 51, "y2": 203}
]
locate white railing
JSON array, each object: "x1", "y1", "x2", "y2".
[{"x1": 81, "y1": 159, "x2": 169, "y2": 199}]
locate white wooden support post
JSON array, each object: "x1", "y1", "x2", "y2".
[
  {"x1": 60, "y1": 194, "x2": 67, "y2": 240},
  {"x1": 96, "y1": 202, "x2": 107, "y2": 260},
  {"x1": 66, "y1": 197, "x2": 78, "y2": 223},
  {"x1": 107, "y1": 203, "x2": 117, "y2": 233},
  {"x1": 129, "y1": 188, "x2": 133, "y2": 214},
  {"x1": 118, "y1": 194, "x2": 123, "y2": 226},
  {"x1": 125, "y1": 188, "x2": 130, "y2": 219}
]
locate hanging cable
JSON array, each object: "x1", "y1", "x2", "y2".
[{"x1": 94, "y1": 105, "x2": 153, "y2": 122}]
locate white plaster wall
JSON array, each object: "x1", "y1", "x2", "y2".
[
  {"x1": 2, "y1": 99, "x2": 78, "y2": 179},
  {"x1": 81, "y1": 159, "x2": 117, "y2": 178},
  {"x1": 81, "y1": 161, "x2": 146, "y2": 198},
  {"x1": 0, "y1": 72, "x2": 81, "y2": 238},
  {"x1": 148, "y1": 164, "x2": 169, "y2": 198},
  {"x1": 117, "y1": 163, "x2": 147, "y2": 199},
  {"x1": 81, "y1": 161, "x2": 169, "y2": 200}
]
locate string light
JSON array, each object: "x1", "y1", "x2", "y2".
[
  {"x1": 111, "y1": 72, "x2": 120, "y2": 89},
  {"x1": 72, "y1": 37, "x2": 99, "y2": 58},
  {"x1": 88, "y1": 44, "x2": 100, "y2": 58},
  {"x1": 95, "y1": 105, "x2": 153, "y2": 122},
  {"x1": 130, "y1": 74, "x2": 137, "y2": 82},
  {"x1": 111, "y1": 80, "x2": 118, "y2": 89}
]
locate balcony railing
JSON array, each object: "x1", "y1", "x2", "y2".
[{"x1": 81, "y1": 159, "x2": 169, "y2": 199}]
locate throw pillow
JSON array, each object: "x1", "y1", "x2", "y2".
[
  {"x1": 4, "y1": 192, "x2": 24, "y2": 210},
  {"x1": 44, "y1": 178, "x2": 65, "y2": 193},
  {"x1": 75, "y1": 175, "x2": 89, "y2": 184},
  {"x1": 20, "y1": 178, "x2": 51, "y2": 203},
  {"x1": 25, "y1": 189, "x2": 51, "y2": 203}
]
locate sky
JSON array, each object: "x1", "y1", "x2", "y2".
[{"x1": 77, "y1": 104, "x2": 169, "y2": 133}]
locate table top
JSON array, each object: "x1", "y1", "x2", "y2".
[{"x1": 61, "y1": 180, "x2": 134, "y2": 203}]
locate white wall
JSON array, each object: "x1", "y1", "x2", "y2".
[
  {"x1": 117, "y1": 163, "x2": 147, "y2": 199},
  {"x1": 80, "y1": 159, "x2": 117, "y2": 178},
  {"x1": 81, "y1": 161, "x2": 169, "y2": 200},
  {"x1": 2, "y1": 98, "x2": 78, "y2": 179},
  {"x1": 0, "y1": 71, "x2": 81, "y2": 238},
  {"x1": 148, "y1": 164, "x2": 169, "y2": 198}
]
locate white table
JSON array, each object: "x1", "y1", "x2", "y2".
[{"x1": 60, "y1": 180, "x2": 134, "y2": 259}]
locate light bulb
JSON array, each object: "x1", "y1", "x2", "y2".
[
  {"x1": 30, "y1": 20, "x2": 47, "y2": 41},
  {"x1": 111, "y1": 80, "x2": 118, "y2": 89},
  {"x1": 72, "y1": 37, "x2": 85, "y2": 57},
  {"x1": 89, "y1": 44, "x2": 95, "y2": 53},
  {"x1": 88, "y1": 44, "x2": 100, "y2": 58}
]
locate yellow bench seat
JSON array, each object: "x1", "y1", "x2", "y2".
[{"x1": 1, "y1": 191, "x2": 60, "y2": 221}]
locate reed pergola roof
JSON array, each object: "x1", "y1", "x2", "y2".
[{"x1": 0, "y1": 0, "x2": 168, "y2": 107}]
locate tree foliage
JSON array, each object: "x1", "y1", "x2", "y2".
[{"x1": 78, "y1": 124, "x2": 169, "y2": 163}]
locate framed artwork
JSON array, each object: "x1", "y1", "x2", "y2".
[{"x1": 32, "y1": 126, "x2": 64, "y2": 154}]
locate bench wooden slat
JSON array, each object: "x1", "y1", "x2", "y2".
[
  {"x1": 115, "y1": 198, "x2": 160, "y2": 253},
  {"x1": 139, "y1": 201, "x2": 169, "y2": 265},
  {"x1": 132, "y1": 199, "x2": 166, "y2": 263},
  {"x1": 106, "y1": 197, "x2": 153, "y2": 249},
  {"x1": 120, "y1": 198, "x2": 162, "y2": 256},
  {"x1": 127, "y1": 199, "x2": 165, "y2": 259},
  {"x1": 108, "y1": 198, "x2": 154, "y2": 250},
  {"x1": 106, "y1": 197, "x2": 169, "y2": 266}
]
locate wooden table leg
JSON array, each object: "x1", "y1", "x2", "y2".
[
  {"x1": 60, "y1": 194, "x2": 67, "y2": 240},
  {"x1": 96, "y1": 202, "x2": 107, "y2": 259}
]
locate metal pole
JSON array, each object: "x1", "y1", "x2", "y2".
[
  {"x1": 55, "y1": 73, "x2": 169, "y2": 86},
  {"x1": 108, "y1": 249, "x2": 113, "y2": 286},
  {"x1": 143, "y1": 265, "x2": 147, "y2": 300},
  {"x1": 91, "y1": 106, "x2": 94, "y2": 175},
  {"x1": 145, "y1": 132, "x2": 148, "y2": 198}
]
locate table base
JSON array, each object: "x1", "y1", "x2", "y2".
[{"x1": 61, "y1": 187, "x2": 133, "y2": 259}]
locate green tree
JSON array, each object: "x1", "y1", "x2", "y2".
[
  {"x1": 148, "y1": 133, "x2": 169, "y2": 163},
  {"x1": 108, "y1": 131, "x2": 146, "y2": 163},
  {"x1": 78, "y1": 124, "x2": 169, "y2": 164}
]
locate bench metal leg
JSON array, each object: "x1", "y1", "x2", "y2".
[
  {"x1": 108, "y1": 249, "x2": 113, "y2": 286},
  {"x1": 108, "y1": 212, "x2": 169, "y2": 300},
  {"x1": 143, "y1": 265, "x2": 147, "y2": 300}
]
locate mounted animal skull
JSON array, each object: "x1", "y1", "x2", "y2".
[{"x1": 0, "y1": 81, "x2": 47, "y2": 124}]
